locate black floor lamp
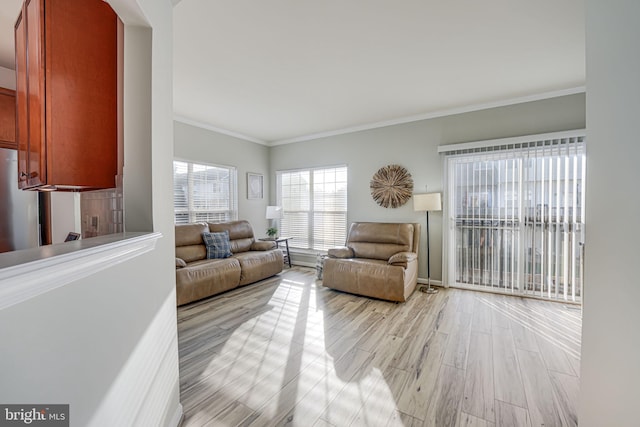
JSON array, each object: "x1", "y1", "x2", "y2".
[{"x1": 413, "y1": 192, "x2": 442, "y2": 294}]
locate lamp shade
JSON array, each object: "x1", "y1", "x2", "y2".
[
  {"x1": 266, "y1": 205, "x2": 284, "y2": 219},
  {"x1": 413, "y1": 193, "x2": 442, "y2": 212}
]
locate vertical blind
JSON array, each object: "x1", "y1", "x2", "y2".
[
  {"x1": 277, "y1": 166, "x2": 347, "y2": 251},
  {"x1": 441, "y1": 132, "x2": 585, "y2": 302},
  {"x1": 173, "y1": 160, "x2": 237, "y2": 224}
]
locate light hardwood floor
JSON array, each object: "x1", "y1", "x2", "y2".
[{"x1": 178, "y1": 267, "x2": 581, "y2": 427}]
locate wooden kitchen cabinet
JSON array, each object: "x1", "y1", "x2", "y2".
[
  {"x1": 14, "y1": 0, "x2": 121, "y2": 190},
  {"x1": 0, "y1": 88, "x2": 16, "y2": 149}
]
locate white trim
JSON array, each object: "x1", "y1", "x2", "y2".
[
  {"x1": 417, "y1": 278, "x2": 443, "y2": 287},
  {"x1": 293, "y1": 260, "x2": 316, "y2": 268},
  {"x1": 0, "y1": 232, "x2": 162, "y2": 311},
  {"x1": 174, "y1": 115, "x2": 267, "y2": 145},
  {"x1": 438, "y1": 129, "x2": 586, "y2": 153},
  {"x1": 88, "y1": 289, "x2": 180, "y2": 426},
  {"x1": 170, "y1": 404, "x2": 184, "y2": 427},
  {"x1": 174, "y1": 87, "x2": 585, "y2": 147},
  {"x1": 271, "y1": 87, "x2": 586, "y2": 146}
]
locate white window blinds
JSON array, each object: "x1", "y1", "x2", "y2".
[
  {"x1": 173, "y1": 160, "x2": 238, "y2": 224},
  {"x1": 441, "y1": 131, "x2": 586, "y2": 302},
  {"x1": 277, "y1": 166, "x2": 348, "y2": 251}
]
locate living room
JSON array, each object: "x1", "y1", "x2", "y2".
[{"x1": 0, "y1": 1, "x2": 638, "y2": 426}]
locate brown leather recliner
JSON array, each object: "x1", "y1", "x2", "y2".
[{"x1": 322, "y1": 222, "x2": 420, "y2": 302}]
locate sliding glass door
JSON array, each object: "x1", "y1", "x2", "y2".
[{"x1": 443, "y1": 134, "x2": 585, "y2": 302}]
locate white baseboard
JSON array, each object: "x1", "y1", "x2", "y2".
[
  {"x1": 291, "y1": 260, "x2": 316, "y2": 268},
  {"x1": 417, "y1": 277, "x2": 443, "y2": 286},
  {"x1": 171, "y1": 403, "x2": 183, "y2": 427}
]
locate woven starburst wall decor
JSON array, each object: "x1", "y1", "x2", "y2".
[{"x1": 370, "y1": 164, "x2": 414, "y2": 208}]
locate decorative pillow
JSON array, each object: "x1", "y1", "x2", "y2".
[
  {"x1": 175, "y1": 257, "x2": 187, "y2": 268},
  {"x1": 202, "y1": 231, "x2": 233, "y2": 259}
]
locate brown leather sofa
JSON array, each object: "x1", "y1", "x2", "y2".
[
  {"x1": 322, "y1": 222, "x2": 420, "y2": 302},
  {"x1": 174, "y1": 220, "x2": 284, "y2": 306}
]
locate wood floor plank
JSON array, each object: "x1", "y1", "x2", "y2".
[
  {"x1": 442, "y1": 311, "x2": 472, "y2": 369},
  {"x1": 313, "y1": 418, "x2": 336, "y2": 427},
  {"x1": 517, "y1": 349, "x2": 564, "y2": 427},
  {"x1": 386, "y1": 410, "x2": 422, "y2": 427},
  {"x1": 471, "y1": 297, "x2": 493, "y2": 334},
  {"x1": 548, "y1": 371, "x2": 580, "y2": 427},
  {"x1": 489, "y1": 295, "x2": 512, "y2": 332},
  {"x1": 201, "y1": 401, "x2": 255, "y2": 427},
  {"x1": 462, "y1": 332, "x2": 495, "y2": 422},
  {"x1": 509, "y1": 319, "x2": 540, "y2": 353},
  {"x1": 492, "y1": 329, "x2": 528, "y2": 408},
  {"x1": 395, "y1": 331, "x2": 449, "y2": 420},
  {"x1": 389, "y1": 313, "x2": 438, "y2": 371},
  {"x1": 177, "y1": 267, "x2": 581, "y2": 427},
  {"x1": 535, "y1": 333, "x2": 578, "y2": 376},
  {"x1": 458, "y1": 411, "x2": 495, "y2": 427},
  {"x1": 423, "y1": 364, "x2": 466, "y2": 427},
  {"x1": 494, "y1": 401, "x2": 531, "y2": 427}
]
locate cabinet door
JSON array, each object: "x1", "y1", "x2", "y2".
[
  {"x1": 45, "y1": 0, "x2": 118, "y2": 189},
  {"x1": 25, "y1": 0, "x2": 45, "y2": 188},
  {"x1": 14, "y1": 6, "x2": 28, "y2": 188}
]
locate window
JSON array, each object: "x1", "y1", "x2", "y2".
[
  {"x1": 441, "y1": 132, "x2": 585, "y2": 302},
  {"x1": 277, "y1": 166, "x2": 347, "y2": 251},
  {"x1": 173, "y1": 160, "x2": 237, "y2": 224}
]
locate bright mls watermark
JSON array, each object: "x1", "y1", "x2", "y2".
[{"x1": 0, "y1": 405, "x2": 68, "y2": 426}]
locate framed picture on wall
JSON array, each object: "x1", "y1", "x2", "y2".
[{"x1": 247, "y1": 173, "x2": 264, "y2": 199}]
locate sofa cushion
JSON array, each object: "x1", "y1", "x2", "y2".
[
  {"x1": 328, "y1": 246, "x2": 354, "y2": 259},
  {"x1": 348, "y1": 222, "x2": 414, "y2": 260},
  {"x1": 175, "y1": 222, "x2": 208, "y2": 246},
  {"x1": 233, "y1": 250, "x2": 284, "y2": 286},
  {"x1": 388, "y1": 251, "x2": 417, "y2": 268},
  {"x1": 175, "y1": 258, "x2": 242, "y2": 306},
  {"x1": 323, "y1": 258, "x2": 409, "y2": 302},
  {"x1": 209, "y1": 220, "x2": 255, "y2": 253},
  {"x1": 175, "y1": 223, "x2": 209, "y2": 262},
  {"x1": 251, "y1": 240, "x2": 276, "y2": 251},
  {"x1": 202, "y1": 231, "x2": 233, "y2": 259}
]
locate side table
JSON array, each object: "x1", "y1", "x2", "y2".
[{"x1": 259, "y1": 236, "x2": 292, "y2": 268}]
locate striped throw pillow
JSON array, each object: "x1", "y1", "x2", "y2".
[{"x1": 202, "y1": 231, "x2": 233, "y2": 259}]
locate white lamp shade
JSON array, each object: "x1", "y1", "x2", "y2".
[
  {"x1": 413, "y1": 193, "x2": 442, "y2": 212},
  {"x1": 266, "y1": 205, "x2": 284, "y2": 219}
]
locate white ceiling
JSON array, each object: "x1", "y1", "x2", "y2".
[{"x1": 0, "y1": 0, "x2": 585, "y2": 145}]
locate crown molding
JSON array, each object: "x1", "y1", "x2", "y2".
[
  {"x1": 174, "y1": 87, "x2": 585, "y2": 147},
  {"x1": 269, "y1": 87, "x2": 586, "y2": 146},
  {"x1": 173, "y1": 115, "x2": 267, "y2": 145}
]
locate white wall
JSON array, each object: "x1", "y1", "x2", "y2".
[
  {"x1": 579, "y1": 1, "x2": 640, "y2": 425},
  {"x1": 50, "y1": 192, "x2": 81, "y2": 243},
  {"x1": 270, "y1": 94, "x2": 586, "y2": 280},
  {"x1": 174, "y1": 120, "x2": 272, "y2": 236},
  {"x1": 0, "y1": 0, "x2": 181, "y2": 426},
  {"x1": 0, "y1": 65, "x2": 15, "y2": 90}
]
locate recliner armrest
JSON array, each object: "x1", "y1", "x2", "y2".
[
  {"x1": 388, "y1": 251, "x2": 417, "y2": 267},
  {"x1": 251, "y1": 241, "x2": 277, "y2": 251},
  {"x1": 328, "y1": 246, "x2": 354, "y2": 258}
]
